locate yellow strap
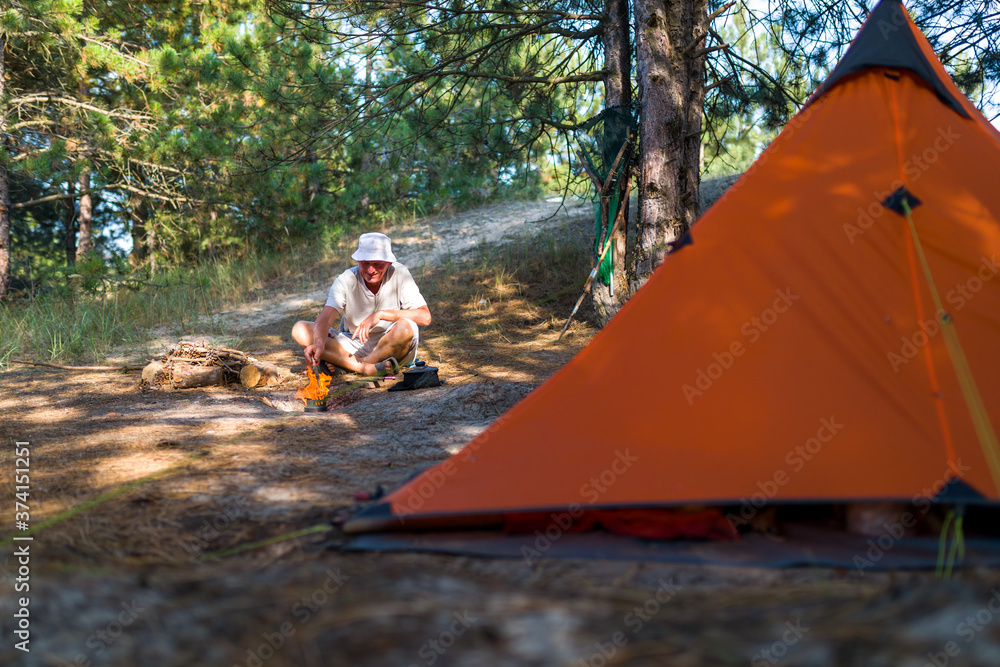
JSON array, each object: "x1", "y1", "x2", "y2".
[
  {"x1": 935, "y1": 508, "x2": 967, "y2": 579},
  {"x1": 936, "y1": 509, "x2": 954, "y2": 577},
  {"x1": 945, "y1": 514, "x2": 966, "y2": 578},
  {"x1": 902, "y1": 199, "x2": 1000, "y2": 495}
]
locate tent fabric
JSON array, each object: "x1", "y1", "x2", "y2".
[{"x1": 344, "y1": 0, "x2": 1000, "y2": 535}]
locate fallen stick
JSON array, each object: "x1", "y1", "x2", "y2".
[
  {"x1": 10, "y1": 359, "x2": 145, "y2": 371},
  {"x1": 166, "y1": 344, "x2": 256, "y2": 365}
]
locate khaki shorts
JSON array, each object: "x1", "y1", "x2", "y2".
[{"x1": 329, "y1": 319, "x2": 419, "y2": 366}]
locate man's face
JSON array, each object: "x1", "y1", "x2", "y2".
[{"x1": 358, "y1": 260, "x2": 391, "y2": 286}]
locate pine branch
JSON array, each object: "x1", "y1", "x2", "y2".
[
  {"x1": 433, "y1": 71, "x2": 606, "y2": 85},
  {"x1": 9, "y1": 93, "x2": 158, "y2": 122}
]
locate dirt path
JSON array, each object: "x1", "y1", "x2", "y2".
[{"x1": 2, "y1": 193, "x2": 1000, "y2": 667}]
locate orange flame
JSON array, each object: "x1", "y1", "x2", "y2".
[{"x1": 295, "y1": 367, "x2": 332, "y2": 402}]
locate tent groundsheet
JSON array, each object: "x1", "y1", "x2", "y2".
[{"x1": 346, "y1": 523, "x2": 1000, "y2": 570}]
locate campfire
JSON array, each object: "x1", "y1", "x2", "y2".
[{"x1": 295, "y1": 367, "x2": 332, "y2": 409}]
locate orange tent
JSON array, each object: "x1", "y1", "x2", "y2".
[{"x1": 345, "y1": 0, "x2": 1000, "y2": 534}]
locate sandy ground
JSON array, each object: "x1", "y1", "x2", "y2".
[{"x1": 3, "y1": 188, "x2": 1000, "y2": 666}]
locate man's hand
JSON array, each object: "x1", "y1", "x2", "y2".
[
  {"x1": 304, "y1": 342, "x2": 324, "y2": 366},
  {"x1": 299, "y1": 305, "x2": 339, "y2": 367},
  {"x1": 352, "y1": 310, "x2": 383, "y2": 345}
]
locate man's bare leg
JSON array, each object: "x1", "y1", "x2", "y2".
[
  {"x1": 357, "y1": 320, "x2": 416, "y2": 375},
  {"x1": 291, "y1": 320, "x2": 367, "y2": 373}
]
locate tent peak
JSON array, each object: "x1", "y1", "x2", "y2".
[{"x1": 807, "y1": 0, "x2": 970, "y2": 118}]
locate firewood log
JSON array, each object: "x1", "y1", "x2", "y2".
[
  {"x1": 171, "y1": 362, "x2": 223, "y2": 388},
  {"x1": 239, "y1": 361, "x2": 281, "y2": 388},
  {"x1": 142, "y1": 361, "x2": 166, "y2": 385}
]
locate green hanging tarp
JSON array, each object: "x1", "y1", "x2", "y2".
[
  {"x1": 576, "y1": 105, "x2": 635, "y2": 286},
  {"x1": 593, "y1": 186, "x2": 621, "y2": 285}
]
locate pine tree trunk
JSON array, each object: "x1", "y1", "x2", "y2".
[
  {"x1": 592, "y1": 0, "x2": 634, "y2": 325},
  {"x1": 129, "y1": 195, "x2": 149, "y2": 266},
  {"x1": 304, "y1": 146, "x2": 320, "y2": 225},
  {"x1": 72, "y1": 78, "x2": 94, "y2": 260},
  {"x1": 128, "y1": 168, "x2": 149, "y2": 267},
  {"x1": 76, "y1": 167, "x2": 93, "y2": 258},
  {"x1": 0, "y1": 33, "x2": 9, "y2": 299},
  {"x1": 0, "y1": 167, "x2": 8, "y2": 298},
  {"x1": 359, "y1": 31, "x2": 375, "y2": 189},
  {"x1": 64, "y1": 179, "x2": 77, "y2": 265},
  {"x1": 148, "y1": 214, "x2": 157, "y2": 274},
  {"x1": 632, "y1": 0, "x2": 706, "y2": 289}
]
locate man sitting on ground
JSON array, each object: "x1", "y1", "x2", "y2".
[{"x1": 292, "y1": 233, "x2": 431, "y2": 376}]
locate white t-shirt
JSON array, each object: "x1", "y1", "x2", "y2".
[{"x1": 325, "y1": 263, "x2": 427, "y2": 336}]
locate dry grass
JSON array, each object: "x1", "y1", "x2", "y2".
[
  {"x1": 0, "y1": 245, "x2": 346, "y2": 366},
  {"x1": 420, "y1": 219, "x2": 597, "y2": 347}
]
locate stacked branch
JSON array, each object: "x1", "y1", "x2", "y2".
[{"x1": 142, "y1": 341, "x2": 281, "y2": 389}]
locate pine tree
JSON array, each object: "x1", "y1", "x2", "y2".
[
  {"x1": 1, "y1": 27, "x2": 10, "y2": 298},
  {"x1": 4, "y1": 0, "x2": 173, "y2": 276}
]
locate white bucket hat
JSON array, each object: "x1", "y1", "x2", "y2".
[{"x1": 351, "y1": 232, "x2": 397, "y2": 263}]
